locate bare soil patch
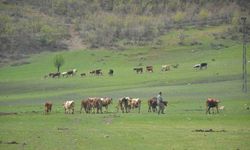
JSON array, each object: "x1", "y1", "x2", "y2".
[
  {"x1": 0, "y1": 112, "x2": 18, "y2": 116},
  {"x1": 193, "y1": 129, "x2": 226, "y2": 132}
]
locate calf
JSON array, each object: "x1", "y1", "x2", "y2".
[{"x1": 44, "y1": 101, "x2": 52, "y2": 114}]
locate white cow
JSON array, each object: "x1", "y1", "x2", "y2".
[
  {"x1": 67, "y1": 69, "x2": 77, "y2": 76},
  {"x1": 63, "y1": 100, "x2": 75, "y2": 114},
  {"x1": 161, "y1": 65, "x2": 171, "y2": 71},
  {"x1": 62, "y1": 72, "x2": 68, "y2": 77},
  {"x1": 193, "y1": 64, "x2": 201, "y2": 69}
]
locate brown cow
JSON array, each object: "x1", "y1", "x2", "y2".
[
  {"x1": 44, "y1": 101, "x2": 52, "y2": 114},
  {"x1": 101, "y1": 97, "x2": 112, "y2": 113},
  {"x1": 206, "y1": 98, "x2": 219, "y2": 114},
  {"x1": 117, "y1": 97, "x2": 130, "y2": 113},
  {"x1": 146, "y1": 66, "x2": 153, "y2": 73},
  {"x1": 128, "y1": 98, "x2": 141, "y2": 113},
  {"x1": 148, "y1": 97, "x2": 168, "y2": 113},
  {"x1": 86, "y1": 97, "x2": 103, "y2": 114},
  {"x1": 93, "y1": 97, "x2": 103, "y2": 113},
  {"x1": 148, "y1": 97, "x2": 157, "y2": 112},
  {"x1": 80, "y1": 99, "x2": 92, "y2": 114}
]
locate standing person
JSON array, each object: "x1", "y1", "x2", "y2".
[{"x1": 157, "y1": 92, "x2": 165, "y2": 114}]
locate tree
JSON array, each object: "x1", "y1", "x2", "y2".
[{"x1": 54, "y1": 55, "x2": 64, "y2": 72}]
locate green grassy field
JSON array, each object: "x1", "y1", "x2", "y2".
[{"x1": 0, "y1": 25, "x2": 250, "y2": 150}]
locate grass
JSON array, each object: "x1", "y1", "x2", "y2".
[{"x1": 0, "y1": 25, "x2": 250, "y2": 150}]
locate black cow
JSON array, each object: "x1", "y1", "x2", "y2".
[
  {"x1": 95, "y1": 69, "x2": 103, "y2": 76},
  {"x1": 80, "y1": 73, "x2": 86, "y2": 77},
  {"x1": 193, "y1": 63, "x2": 208, "y2": 70},
  {"x1": 109, "y1": 69, "x2": 114, "y2": 76},
  {"x1": 133, "y1": 67, "x2": 143, "y2": 74},
  {"x1": 49, "y1": 72, "x2": 60, "y2": 78}
]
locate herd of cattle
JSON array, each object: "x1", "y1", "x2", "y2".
[
  {"x1": 44, "y1": 63, "x2": 207, "y2": 78},
  {"x1": 44, "y1": 97, "x2": 220, "y2": 115},
  {"x1": 44, "y1": 68, "x2": 114, "y2": 78}
]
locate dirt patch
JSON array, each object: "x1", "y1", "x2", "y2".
[
  {"x1": 0, "y1": 140, "x2": 27, "y2": 146},
  {"x1": 58, "y1": 128, "x2": 69, "y2": 131},
  {"x1": 0, "y1": 112, "x2": 18, "y2": 116},
  {"x1": 104, "y1": 117, "x2": 113, "y2": 125},
  {"x1": 5, "y1": 141, "x2": 19, "y2": 144},
  {"x1": 103, "y1": 114, "x2": 120, "y2": 125},
  {"x1": 192, "y1": 129, "x2": 226, "y2": 132},
  {"x1": 184, "y1": 109, "x2": 203, "y2": 112}
]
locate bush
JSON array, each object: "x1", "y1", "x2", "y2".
[{"x1": 172, "y1": 11, "x2": 186, "y2": 23}]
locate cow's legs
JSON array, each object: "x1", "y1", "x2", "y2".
[
  {"x1": 80, "y1": 106, "x2": 83, "y2": 114},
  {"x1": 216, "y1": 106, "x2": 219, "y2": 113},
  {"x1": 105, "y1": 106, "x2": 108, "y2": 113},
  {"x1": 208, "y1": 107, "x2": 211, "y2": 114},
  {"x1": 148, "y1": 106, "x2": 151, "y2": 112}
]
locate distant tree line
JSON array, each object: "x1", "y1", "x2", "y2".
[{"x1": 0, "y1": 0, "x2": 249, "y2": 61}]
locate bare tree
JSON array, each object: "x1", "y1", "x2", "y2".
[{"x1": 54, "y1": 55, "x2": 64, "y2": 72}]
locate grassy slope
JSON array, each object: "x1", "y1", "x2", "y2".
[{"x1": 0, "y1": 25, "x2": 250, "y2": 150}]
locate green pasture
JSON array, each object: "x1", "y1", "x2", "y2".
[{"x1": 0, "y1": 25, "x2": 250, "y2": 150}]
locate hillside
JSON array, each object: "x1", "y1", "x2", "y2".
[
  {"x1": 0, "y1": 24, "x2": 249, "y2": 103},
  {"x1": 0, "y1": 24, "x2": 250, "y2": 149},
  {"x1": 0, "y1": 0, "x2": 249, "y2": 66}
]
